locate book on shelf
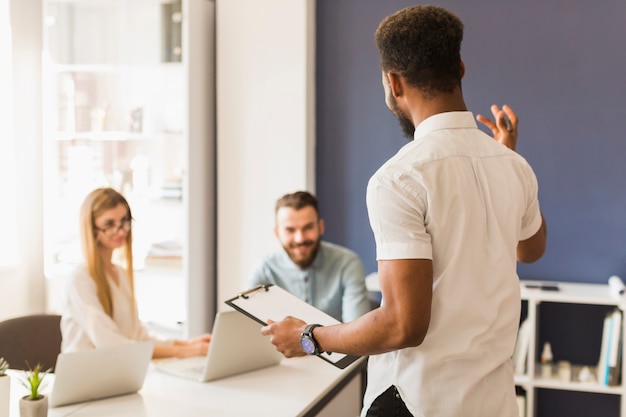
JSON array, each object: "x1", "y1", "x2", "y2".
[
  {"x1": 513, "y1": 318, "x2": 531, "y2": 375},
  {"x1": 144, "y1": 240, "x2": 183, "y2": 270},
  {"x1": 597, "y1": 308, "x2": 622, "y2": 386},
  {"x1": 608, "y1": 308, "x2": 622, "y2": 386},
  {"x1": 597, "y1": 311, "x2": 610, "y2": 385}
]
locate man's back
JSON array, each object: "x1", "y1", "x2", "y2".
[{"x1": 364, "y1": 112, "x2": 542, "y2": 416}]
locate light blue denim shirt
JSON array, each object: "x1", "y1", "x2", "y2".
[{"x1": 248, "y1": 241, "x2": 371, "y2": 322}]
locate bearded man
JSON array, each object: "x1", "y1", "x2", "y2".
[{"x1": 247, "y1": 191, "x2": 371, "y2": 322}]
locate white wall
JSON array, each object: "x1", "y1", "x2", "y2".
[{"x1": 216, "y1": 0, "x2": 316, "y2": 306}]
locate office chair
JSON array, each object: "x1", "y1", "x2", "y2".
[{"x1": 0, "y1": 314, "x2": 62, "y2": 372}]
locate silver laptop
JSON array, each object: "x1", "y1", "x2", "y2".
[
  {"x1": 49, "y1": 340, "x2": 154, "y2": 407},
  {"x1": 155, "y1": 310, "x2": 283, "y2": 382}
]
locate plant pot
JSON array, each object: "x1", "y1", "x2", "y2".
[
  {"x1": 0, "y1": 375, "x2": 10, "y2": 417},
  {"x1": 19, "y1": 395, "x2": 48, "y2": 417}
]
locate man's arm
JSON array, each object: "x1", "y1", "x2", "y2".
[
  {"x1": 337, "y1": 258, "x2": 432, "y2": 351},
  {"x1": 262, "y1": 258, "x2": 433, "y2": 357},
  {"x1": 517, "y1": 213, "x2": 547, "y2": 263}
]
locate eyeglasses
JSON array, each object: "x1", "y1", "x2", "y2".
[{"x1": 94, "y1": 217, "x2": 132, "y2": 237}]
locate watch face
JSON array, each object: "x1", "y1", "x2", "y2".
[{"x1": 301, "y1": 336, "x2": 316, "y2": 355}]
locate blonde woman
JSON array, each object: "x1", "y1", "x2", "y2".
[{"x1": 61, "y1": 187, "x2": 210, "y2": 358}]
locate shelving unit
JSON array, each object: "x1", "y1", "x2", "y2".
[
  {"x1": 41, "y1": 0, "x2": 216, "y2": 336},
  {"x1": 42, "y1": 0, "x2": 187, "y2": 275},
  {"x1": 517, "y1": 280, "x2": 626, "y2": 417}
]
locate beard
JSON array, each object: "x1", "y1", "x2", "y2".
[
  {"x1": 389, "y1": 93, "x2": 415, "y2": 139},
  {"x1": 283, "y1": 238, "x2": 321, "y2": 269}
]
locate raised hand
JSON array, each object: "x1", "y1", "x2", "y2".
[{"x1": 476, "y1": 104, "x2": 518, "y2": 151}]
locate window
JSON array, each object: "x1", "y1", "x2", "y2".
[{"x1": 0, "y1": 0, "x2": 19, "y2": 267}]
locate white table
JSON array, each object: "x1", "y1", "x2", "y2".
[{"x1": 8, "y1": 356, "x2": 366, "y2": 417}]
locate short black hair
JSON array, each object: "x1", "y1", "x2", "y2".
[{"x1": 375, "y1": 5, "x2": 464, "y2": 97}]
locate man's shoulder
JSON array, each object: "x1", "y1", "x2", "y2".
[
  {"x1": 254, "y1": 249, "x2": 296, "y2": 271},
  {"x1": 264, "y1": 247, "x2": 289, "y2": 262},
  {"x1": 320, "y1": 241, "x2": 360, "y2": 260}
]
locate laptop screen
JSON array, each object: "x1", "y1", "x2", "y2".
[{"x1": 49, "y1": 340, "x2": 154, "y2": 407}]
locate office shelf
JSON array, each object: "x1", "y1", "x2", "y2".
[
  {"x1": 517, "y1": 280, "x2": 625, "y2": 417},
  {"x1": 52, "y1": 130, "x2": 183, "y2": 142},
  {"x1": 42, "y1": 0, "x2": 215, "y2": 335},
  {"x1": 43, "y1": 0, "x2": 187, "y2": 259}
]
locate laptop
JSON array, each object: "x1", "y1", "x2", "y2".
[
  {"x1": 49, "y1": 340, "x2": 154, "y2": 407},
  {"x1": 155, "y1": 310, "x2": 283, "y2": 382}
]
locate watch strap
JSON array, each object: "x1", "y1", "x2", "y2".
[{"x1": 302, "y1": 323, "x2": 323, "y2": 355}]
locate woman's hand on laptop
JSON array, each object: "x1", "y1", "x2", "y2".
[
  {"x1": 187, "y1": 333, "x2": 212, "y2": 344},
  {"x1": 172, "y1": 333, "x2": 212, "y2": 358}
]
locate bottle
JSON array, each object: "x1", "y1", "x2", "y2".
[
  {"x1": 557, "y1": 360, "x2": 572, "y2": 382},
  {"x1": 541, "y1": 342, "x2": 553, "y2": 379}
]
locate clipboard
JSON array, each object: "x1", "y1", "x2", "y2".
[{"x1": 225, "y1": 284, "x2": 361, "y2": 369}]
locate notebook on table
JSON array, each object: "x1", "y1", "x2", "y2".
[
  {"x1": 49, "y1": 340, "x2": 154, "y2": 407},
  {"x1": 154, "y1": 309, "x2": 283, "y2": 382}
]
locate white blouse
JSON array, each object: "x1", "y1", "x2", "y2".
[{"x1": 61, "y1": 264, "x2": 168, "y2": 352}]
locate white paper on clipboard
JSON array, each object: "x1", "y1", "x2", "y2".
[{"x1": 225, "y1": 284, "x2": 361, "y2": 369}]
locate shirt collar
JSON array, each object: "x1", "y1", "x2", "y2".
[{"x1": 413, "y1": 111, "x2": 477, "y2": 141}]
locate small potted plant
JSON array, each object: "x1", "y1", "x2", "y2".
[
  {"x1": 19, "y1": 363, "x2": 49, "y2": 417},
  {"x1": 0, "y1": 358, "x2": 10, "y2": 417}
]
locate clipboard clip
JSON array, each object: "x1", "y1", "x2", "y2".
[{"x1": 237, "y1": 284, "x2": 270, "y2": 299}]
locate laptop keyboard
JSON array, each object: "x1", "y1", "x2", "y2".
[{"x1": 189, "y1": 365, "x2": 204, "y2": 373}]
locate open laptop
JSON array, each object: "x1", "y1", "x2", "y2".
[
  {"x1": 155, "y1": 310, "x2": 283, "y2": 382},
  {"x1": 49, "y1": 340, "x2": 154, "y2": 408}
]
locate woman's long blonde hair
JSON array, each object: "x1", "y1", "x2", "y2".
[{"x1": 79, "y1": 187, "x2": 135, "y2": 317}]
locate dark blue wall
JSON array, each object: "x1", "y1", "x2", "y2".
[{"x1": 316, "y1": 0, "x2": 626, "y2": 284}]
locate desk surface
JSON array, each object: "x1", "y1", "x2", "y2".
[{"x1": 8, "y1": 356, "x2": 365, "y2": 417}]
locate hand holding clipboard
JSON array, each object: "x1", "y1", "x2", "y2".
[{"x1": 225, "y1": 284, "x2": 360, "y2": 369}]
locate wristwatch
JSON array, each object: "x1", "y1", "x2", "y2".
[{"x1": 300, "y1": 324, "x2": 323, "y2": 355}]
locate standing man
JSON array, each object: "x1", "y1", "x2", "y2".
[
  {"x1": 248, "y1": 191, "x2": 371, "y2": 322},
  {"x1": 261, "y1": 5, "x2": 547, "y2": 417}
]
